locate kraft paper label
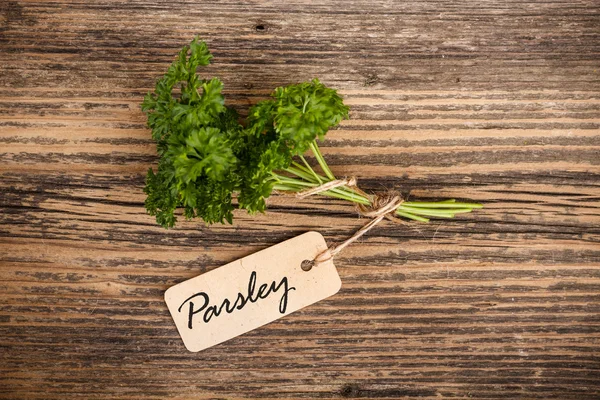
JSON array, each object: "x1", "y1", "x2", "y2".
[{"x1": 164, "y1": 231, "x2": 342, "y2": 352}]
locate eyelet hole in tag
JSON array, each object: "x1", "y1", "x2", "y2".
[
  {"x1": 300, "y1": 259, "x2": 315, "y2": 271},
  {"x1": 164, "y1": 231, "x2": 341, "y2": 352}
]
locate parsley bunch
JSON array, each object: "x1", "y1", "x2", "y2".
[{"x1": 142, "y1": 38, "x2": 481, "y2": 228}]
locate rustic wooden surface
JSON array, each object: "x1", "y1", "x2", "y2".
[{"x1": 1, "y1": 0, "x2": 599, "y2": 398}]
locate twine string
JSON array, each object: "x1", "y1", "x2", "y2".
[
  {"x1": 299, "y1": 177, "x2": 404, "y2": 266},
  {"x1": 296, "y1": 177, "x2": 357, "y2": 199}
]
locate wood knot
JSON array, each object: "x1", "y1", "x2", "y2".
[{"x1": 340, "y1": 383, "x2": 362, "y2": 398}]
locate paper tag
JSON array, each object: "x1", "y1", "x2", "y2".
[{"x1": 164, "y1": 231, "x2": 341, "y2": 352}]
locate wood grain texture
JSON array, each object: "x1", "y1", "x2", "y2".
[{"x1": 1, "y1": 0, "x2": 599, "y2": 399}]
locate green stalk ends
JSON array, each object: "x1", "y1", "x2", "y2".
[{"x1": 272, "y1": 140, "x2": 482, "y2": 222}]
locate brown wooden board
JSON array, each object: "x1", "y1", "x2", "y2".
[{"x1": 0, "y1": 0, "x2": 599, "y2": 398}]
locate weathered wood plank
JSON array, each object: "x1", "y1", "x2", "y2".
[{"x1": 1, "y1": 0, "x2": 599, "y2": 398}]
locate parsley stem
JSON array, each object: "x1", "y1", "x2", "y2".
[
  {"x1": 402, "y1": 201, "x2": 483, "y2": 209},
  {"x1": 395, "y1": 210, "x2": 430, "y2": 222},
  {"x1": 275, "y1": 178, "x2": 313, "y2": 187},
  {"x1": 310, "y1": 141, "x2": 336, "y2": 181},
  {"x1": 402, "y1": 206, "x2": 474, "y2": 215},
  {"x1": 285, "y1": 166, "x2": 318, "y2": 183},
  {"x1": 289, "y1": 162, "x2": 322, "y2": 183},
  {"x1": 299, "y1": 155, "x2": 322, "y2": 184},
  {"x1": 397, "y1": 207, "x2": 456, "y2": 218}
]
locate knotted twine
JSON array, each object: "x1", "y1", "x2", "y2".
[{"x1": 295, "y1": 177, "x2": 404, "y2": 266}]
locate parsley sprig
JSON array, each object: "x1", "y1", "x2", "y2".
[{"x1": 142, "y1": 38, "x2": 481, "y2": 228}]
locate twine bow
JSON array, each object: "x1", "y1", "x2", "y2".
[{"x1": 296, "y1": 177, "x2": 404, "y2": 266}]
